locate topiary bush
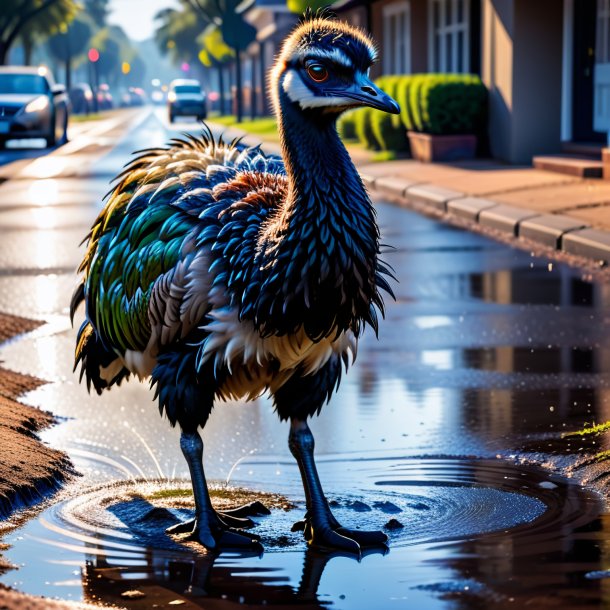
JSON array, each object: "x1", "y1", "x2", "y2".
[
  {"x1": 398, "y1": 73, "x2": 487, "y2": 135},
  {"x1": 338, "y1": 110, "x2": 358, "y2": 140},
  {"x1": 342, "y1": 73, "x2": 487, "y2": 152},
  {"x1": 369, "y1": 76, "x2": 409, "y2": 152},
  {"x1": 354, "y1": 106, "x2": 380, "y2": 150}
]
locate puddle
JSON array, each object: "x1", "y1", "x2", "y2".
[
  {"x1": 3, "y1": 117, "x2": 610, "y2": 607},
  {"x1": 3, "y1": 456, "x2": 598, "y2": 609}
]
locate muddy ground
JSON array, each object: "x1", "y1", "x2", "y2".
[{"x1": 0, "y1": 312, "x2": 83, "y2": 609}]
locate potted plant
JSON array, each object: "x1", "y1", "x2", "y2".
[{"x1": 401, "y1": 74, "x2": 487, "y2": 163}]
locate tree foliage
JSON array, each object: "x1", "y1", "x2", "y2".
[
  {"x1": 199, "y1": 24, "x2": 233, "y2": 64},
  {"x1": 287, "y1": 0, "x2": 330, "y2": 13},
  {"x1": 83, "y1": 0, "x2": 109, "y2": 28},
  {"x1": 155, "y1": 3, "x2": 210, "y2": 64},
  {"x1": 155, "y1": 0, "x2": 257, "y2": 121},
  {"x1": 47, "y1": 15, "x2": 92, "y2": 63},
  {"x1": 47, "y1": 13, "x2": 92, "y2": 88},
  {"x1": 0, "y1": 0, "x2": 79, "y2": 64}
]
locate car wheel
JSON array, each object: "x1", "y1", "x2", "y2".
[
  {"x1": 0, "y1": 139, "x2": 5, "y2": 150},
  {"x1": 197, "y1": 113, "x2": 207, "y2": 121},
  {"x1": 60, "y1": 114, "x2": 69, "y2": 145},
  {"x1": 46, "y1": 125, "x2": 56, "y2": 148},
  {"x1": 169, "y1": 112, "x2": 175, "y2": 123}
]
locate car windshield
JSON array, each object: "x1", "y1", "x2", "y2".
[
  {"x1": 0, "y1": 74, "x2": 48, "y2": 95},
  {"x1": 174, "y1": 85, "x2": 201, "y2": 94}
]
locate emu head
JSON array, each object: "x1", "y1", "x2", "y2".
[{"x1": 271, "y1": 11, "x2": 400, "y2": 117}]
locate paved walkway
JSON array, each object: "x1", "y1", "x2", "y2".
[{"x1": 357, "y1": 158, "x2": 610, "y2": 266}]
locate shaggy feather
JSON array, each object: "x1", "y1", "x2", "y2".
[{"x1": 72, "y1": 14, "x2": 394, "y2": 427}]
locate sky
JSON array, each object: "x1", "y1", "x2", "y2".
[{"x1": 108, "y1": 0, "x2": 179, "y2": 41}]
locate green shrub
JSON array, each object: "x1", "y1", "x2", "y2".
[
  {"x1": 369, "y1": 76, "x2": 408, "y2": 152},
  {"x1": 338, "y1": 110, "x2": 358, "y2": 140},
  {"x1": 397, "y1": 73, "x2": 487, "y2": 135},
  {"x1": 354, "y1": 106, "x2": 380, "y2": 150},
  {"x1": 344, "y1": 73, "x2": 487, "y2": 152},
  {"x1": 370, "y1": 110, "x2": 409, "y2": 152}
]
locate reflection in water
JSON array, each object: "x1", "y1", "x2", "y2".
[{"x1": 5, "y1": 199, "x2": 610, "y2": 606}]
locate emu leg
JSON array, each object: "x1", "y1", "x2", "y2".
[
  {"x1": 289, "y1": 419, "x2": 388, "y2": 555},
  {"x1": 166, "y1": 428, "x2": 261, "y2": 550}
]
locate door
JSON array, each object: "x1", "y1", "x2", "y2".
[
  {"x1": 572, "y1": 0, "x2": 604, "y2": 142},
  {"x1": 594, "y1": 0, "x2": 610, "y2": 135}
]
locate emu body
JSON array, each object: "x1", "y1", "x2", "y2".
[{"x1": 73, "y1": 11, "x2": 399, "y2": 554}]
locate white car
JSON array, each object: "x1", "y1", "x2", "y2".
[
  {"x1": 168, "y1": 79, "x2": 207, "y2": 122},
  {"x1": 0, "y1": 66, "x2": 69, "y2": 148}
]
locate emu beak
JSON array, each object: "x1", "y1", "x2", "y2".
[{"x1": 336, "y1": 74, "x2": 400, "y2": 114}]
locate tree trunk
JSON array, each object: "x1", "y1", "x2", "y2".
[
  {"x1": 217, "y1": 65, "x2": 225, "y2": 116},
  {"x1": 0, "y1": 41, "x2": 8, "y2": 65},
  {"x1": 235, "y1": 50, "x2": 243, "y2": 123},
  {"x1": 23, "y1": 40, "x2": 33, "y2": 65},
  {"x1": 65, "y1": 57, "x2": 72, "y2": 92},
  {"x1": 250, "y1": 54, "x2": 256, "y2": 120},
  {"x1": 259, "y1": 47, "x2": 268, "y2": 116},
  {"x1": 227, "y1": 62, "x2": 234, "y2": 115}
]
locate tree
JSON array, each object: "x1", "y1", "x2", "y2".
[
  {"x1": 47, "y1": 15, "x2": 92, "y2": 90},
  {"x1": 155, "y1": 0, "x2": 257, "y2": 122},
  {"x1": 216, "y1": 0, "x2": 256, "y2": 122},
  {"x1": 155, "y1": 4, "x2": 209, "y2": 64},
  {"x1": 198, "y1": 24, "x2": 233, "y2": 115},
  {"x1": 0, "y1": 0, "x2": 78, "y2": 65},
  {"x1": 83, "y1": 0, "x2": 109, "y2": 28},
  {"x1": 287, "y1": 0, "x2": 329, "y2": 12},
  {"x1": 90, "y1": 26, "x2": 130, "y2": 86}
]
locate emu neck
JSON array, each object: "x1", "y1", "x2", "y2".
[
  {"x1": 250, "y1": 89, "x2": 380, "y2": 339},
  {"x1": 277, "y1": 93, "x2": 364, "y2": 212}
]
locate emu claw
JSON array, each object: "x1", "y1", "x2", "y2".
[
  {"x1": 222, "y1": 500, "x2": 271, "y2": 518},
  {"x1": 293, "y1": 515, "x2": 388, "y2": 555},
  {"x1": 167, "y1": 516, "x2": 262, "y2": 552}
]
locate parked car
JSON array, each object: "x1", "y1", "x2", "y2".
[
  {"x1": 120, "y1": 87, "x2": 146, "y2": 107},
  {"x1": 0, "y1": 66, "x2": 69, "y2": 148},
  {"x1": 69, "y1": 83, "x2": 94, "y2": 114},
  {"x1": 97, "y1": 83, "x2": 113, "y2": 110},
  {"x1": 168, "y1": 79, "x2": 207, "y2": 122}
]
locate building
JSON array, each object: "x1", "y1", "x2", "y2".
[{"x1": 246, "y1": 0, "x2": 610, "y2": 169}]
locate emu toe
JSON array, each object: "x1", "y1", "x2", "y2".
[
  {"x1": 167, "y1": 513, "x2": 262, "y2": 552},
  {"x1": 293, "y1": 515, "x2": 388, "y2": 555}
]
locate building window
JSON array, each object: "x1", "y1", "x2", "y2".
[
  {"x1": 383, "y1": 2, "x2": 411, "y2": 75},
  {"x1": 429, "y1": 0, "x2": 470, "y2": 73}
]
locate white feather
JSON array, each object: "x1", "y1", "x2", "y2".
[{"x1": 282, "y1": 70, "x2": 355, "y2": 110}]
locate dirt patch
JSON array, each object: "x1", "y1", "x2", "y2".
[
  {"x1": 0, "y1": 312, "x2": 73, "y2": 524},
  {"x1": 0, "y1": 585, "x2": 101, "y2": 610},
  {"x1": 0, "y1": 313, "x2": 74, "y2": 574},
  {"x1": 0, "y1": 313, "x2": 41, "y2": 344}
]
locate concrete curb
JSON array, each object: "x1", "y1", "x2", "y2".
[{"x1": 364, "y1": 173, "x2": 610, "y2": 265}]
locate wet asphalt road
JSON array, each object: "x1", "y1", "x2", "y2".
[{"x1": 2, "y1": 107, "x2": 610, "y2": 608}]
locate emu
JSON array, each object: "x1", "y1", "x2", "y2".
[{"x1": 72, "y1": 11, "x2": 399, "y2": 555}]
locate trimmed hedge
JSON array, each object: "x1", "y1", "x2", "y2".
[
  {"x1": 369, "y1": 76, "x2": 409, "y2": 152},
  {"x1": 354, "y1": 106, "x2": 380, "y2": 150},
  {"x1": 337, "y1": 110, "x2": 358, "y2": 140},
  {"x1": 339, "y1": 73, "x2": 487, "y2": 152}
]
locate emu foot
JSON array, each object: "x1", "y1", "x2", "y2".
[
  {"x1": 167, "y1": 513, "x2": 262, "y2": 552},
  {"x1": 167, "y1": 500, "x2": 269, "y2": 534},
  {"x1": 292, "y1": 513, "x2": 388, "y2": 555}
]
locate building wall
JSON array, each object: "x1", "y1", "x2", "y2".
[{"x1": 482, "y1": 0, "x2": 563, "y2": 163}]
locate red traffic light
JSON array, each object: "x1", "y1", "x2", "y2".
[{"x1": 88, "y1": 48, "x2": 100, "y2": 62}]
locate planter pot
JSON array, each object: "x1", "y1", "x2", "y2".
[{"x1": 407, "y1": 131, "x2": 477, "y2": 163}]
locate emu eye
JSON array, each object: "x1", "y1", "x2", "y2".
[{"x1": 306, "y1": 63, "x2": 329, "y2": 83}]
